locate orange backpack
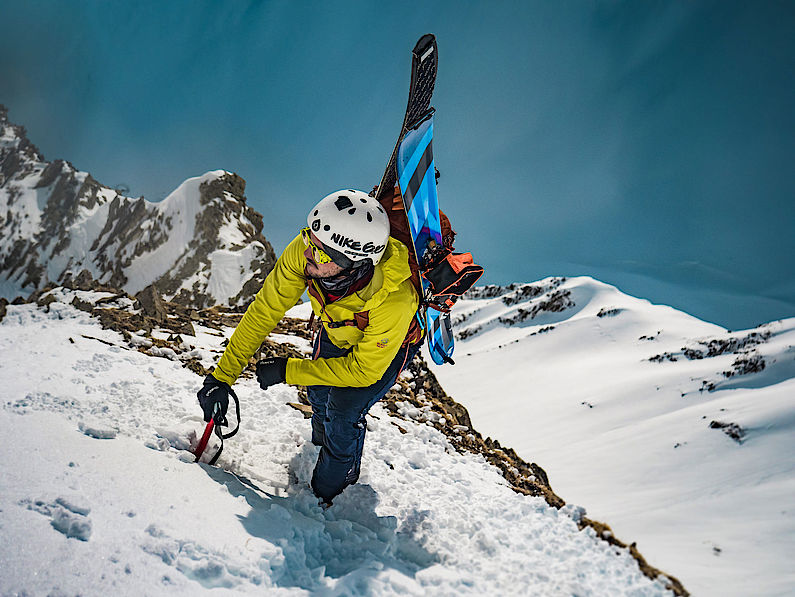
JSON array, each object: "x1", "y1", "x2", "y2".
[{"x1": 378, "y1": 186, "x2": 483, "y2": 312}]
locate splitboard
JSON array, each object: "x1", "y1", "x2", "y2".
[
  {"x1": 375, "y1": 33, "x2": 455, "y2": 365},
  {"x1": 374, "y1": 34, "x2": 438, "y2": 206},
  {"x1": 397, "y1": 112, "x2": 455, "y2": 365}
]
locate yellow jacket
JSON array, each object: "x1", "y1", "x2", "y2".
[{"x1": 212, "y1": 233, "x2": 419, "y2": 388}]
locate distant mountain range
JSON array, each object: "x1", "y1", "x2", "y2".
[{"x1": 0, "y1": 105, "x2": 275, "y2": 307}]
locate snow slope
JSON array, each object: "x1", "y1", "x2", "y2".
[
  {"x1": 429, "y1": 276, "x2": 795, "y2": 597},
  {"x1": 0, "y1": 292, "x2": 675, "y2": 596}
]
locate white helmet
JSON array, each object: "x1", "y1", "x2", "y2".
[{"x1": 307, "y1": 190, "x2": 391, "y2": 265}]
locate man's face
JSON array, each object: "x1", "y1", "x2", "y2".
[
  {"x1": 305, "y1": 231, "x2": 346, "y2": 278},
  {"x1": 306, "y1": 259, "x2": 345, "y2": 278}
]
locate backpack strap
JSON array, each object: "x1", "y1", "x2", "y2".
[
  {"x1": 327, "y1": 310, "x2": 369, "y2": 330},
  {"x1": 307, "y1": 276, "x2": 423, "y2": 347},
  {"x1": 380, "y1": 187, "x2": 423, "y2": 296},
  {"x1": 306, "y1": 279, "x2": 370, "y2": 331},
  {"x1": 353, "y1": 311, "x2": 369, "y2": 330},
  {"x1": 402, "y1": 312, "x2": 424, "y2": 347}
]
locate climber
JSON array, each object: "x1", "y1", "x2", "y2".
[{"x1": 197, "y1": 189, "x2": 422, "y2": 506}]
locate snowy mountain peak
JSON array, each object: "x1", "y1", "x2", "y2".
[{"x1": 0, "y1": 106, "x2": 276, "y2": 307}]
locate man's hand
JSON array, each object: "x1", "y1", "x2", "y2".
[
  {"x1": 197, "y1": 374, "x2": 230, "y2": 423},
  {"x1": 256, "y1": 357, "x2": 288, "y2": 390}
]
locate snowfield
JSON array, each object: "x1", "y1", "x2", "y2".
[
  {"x1": 430, "y1": 276, "x2": 795, "y2": 597},
  {"x1": 0, "y1": 293, "x2": 674, "y2": 596}
]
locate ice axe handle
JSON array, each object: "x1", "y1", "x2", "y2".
[{"x1": 193, "y1": 419, "x2": 215, "y2": 462}]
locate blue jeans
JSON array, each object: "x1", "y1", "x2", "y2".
[{"x1": 307, "y1": 328, "x2": 420, "y2": 502}]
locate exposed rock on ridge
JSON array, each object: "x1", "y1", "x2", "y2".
[{"x1": 0, "y1": 105, "x2": 276, "y2": 307}]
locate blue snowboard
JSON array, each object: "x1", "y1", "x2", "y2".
[{"x1": 396, "y1": 113, "x2": 455, "y2": 365}]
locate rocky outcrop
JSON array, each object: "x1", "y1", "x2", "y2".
[
  {"x1": 0, "y1": 105, "x2": 276, "y2": 307},
  {"x1": 135, "y1": 284, "x2": 168, "y2": 324}
]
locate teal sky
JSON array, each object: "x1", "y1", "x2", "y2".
[{"x1": 2, "y1": 0, "x2": 793, "y2": 328}]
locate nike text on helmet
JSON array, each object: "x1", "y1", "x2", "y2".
[{"x1": 307, "y1": 190, "x2": 391, "y2": 265}]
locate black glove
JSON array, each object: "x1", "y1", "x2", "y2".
[
  {"x1": 197, "y1": 374, "x2": 230, "y2": 423},
  {"x1": 256, "y1": 357, "x2": 288, "y2": 390}
]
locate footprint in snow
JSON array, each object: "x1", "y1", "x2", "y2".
[
  {"x1": 78, "y1": 420, "x2": 118, "y2": 439},
  {"x1": 20, "y1": 496, "x2": 93, "y2": 541}
]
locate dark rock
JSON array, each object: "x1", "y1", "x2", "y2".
[
  {"x1": 36, "y1": 294, "x2": 56, "y2": 310},
  {"x1": 681, "y1": 331, "x2": 772, "y2": 361},
  {"x1": 27, "y1": 288, "x2": 45, "y2": 304},
  {"x1": 73, "y1": 269, "x2": 95, "y2": 291},
  {"x1": 0, "y1": 297, "x2": 7, "y2": 321},
  {"x1": 183, "y1": 359, "x2": 211, "y2": 376},
  {"x1": 162, "y1": 319, "x2": 195, "y2": 337},
  {"x1": 71, "y1": 296, "x2": 94, "y2": 313},
  {"x1": 94, "y1": 293, "x2": 129, "y2": 306},
  {"x1": 723, "y1": 354, "x2": 765, "y2": 377},
  {"x1": 638, "y1": 332, "x2": 660, "y2": 341},
  {"x1": 457, "y1": 325, "x2": 481, "y2": 340},
  {"x1": 502, "y1": 283, "x2": 544, "y2": 306},
  {"x1": 467, "y1": 278, "x2": 567, "y2": 302},
  {"x1": 700, "y1": 380, "x2": 717, "y2": 392},
  {"x1": 683, "y1": 348, "x2": 704, "y2": 360},
  {"x1": 135, "y1": 285, "x2": 167, "y2": 323},
  {"x1": 499, "y1": 289, "x2": 574, "y2": 325},
  {"x1": 94, "y1": 308, "x2": 151, "y2": 336},
  {"x1": 709, "y1": 420, "x2": 746, "y2": 444}
]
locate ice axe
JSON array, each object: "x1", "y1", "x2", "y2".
[{"x1": 193, "y1": 390, "x2": 240, "y2": 465}]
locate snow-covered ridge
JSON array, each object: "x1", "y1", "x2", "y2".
[
  {"x1": 0, "y1": 105, "x2": 276, "y2": 307},
  {"x1": 452, "y1": 275, "x2": 794, "y2": 398},
  {"x1": 455, "y1": 276, "x2": 719, "y2": 345},
  {"x1": 431, "y1": 276, "x2": 795, "y2": 597},
  {"x1": 0, "y1": 289, "x2": 682, "y2": 595}
]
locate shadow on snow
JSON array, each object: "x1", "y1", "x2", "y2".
[{"x1": 202, "y1": 463, "x2": 438, "y2": 593}]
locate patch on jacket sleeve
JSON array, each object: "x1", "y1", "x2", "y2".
[{"x1": 377, "y1": 337, "x2": 390, "y2": 349}]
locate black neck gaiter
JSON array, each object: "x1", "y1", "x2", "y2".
[{"x1": 312, "y1": 261, "x2": 375, "y2": 301}]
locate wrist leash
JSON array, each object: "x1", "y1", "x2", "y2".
[{"x1": 193, "y1": 387, "x2": 241, "y2": 465}]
